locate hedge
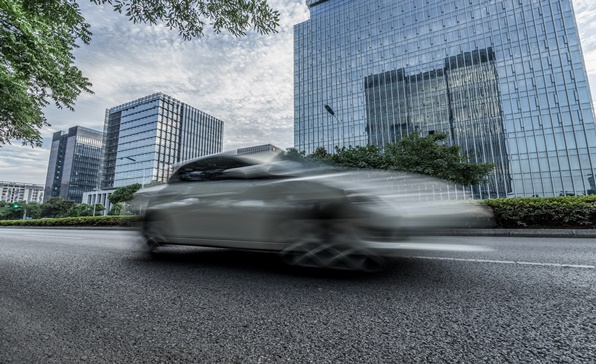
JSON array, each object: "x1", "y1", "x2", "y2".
[
  {"x1": 484, "y1": 195, "x2": 596, "y2": 229},
  {"x1": 0, "y1": 215, "x2": 140, "y2": 227}
]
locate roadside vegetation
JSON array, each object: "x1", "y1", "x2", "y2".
[
  {"x1": 284, "y1": 131, "x2": 495, "y2": 186},
  {"x1": 2, "y1": 195, "x2": 595, "y2": 230},
  {"x1": 0, "y1": 183, "x2": 142, "y2": 223},
  {"x1": 485, "y1": 195, "x2": 596, "y2": 229},
  {"x1": 0, "y1": 215, "x2": 138, "y2": 227}
]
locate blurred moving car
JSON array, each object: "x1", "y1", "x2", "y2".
[{"x1": 138, "y1": 153, "x2": 493, "y2": 271}]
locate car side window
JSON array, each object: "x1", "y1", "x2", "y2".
[{"x1": 173, "y1": 157, "x2": 251, "y2": 182}]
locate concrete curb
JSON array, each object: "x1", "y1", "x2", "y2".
[{"x1": 424, "y1": 229, "x2": 596, "y2": 238}]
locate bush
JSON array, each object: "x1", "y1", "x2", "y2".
[
  {"x1": 484, "y1": 195, "x2": 596, "y2": 229},
  {"x1": 0, "y1": 215, "x2": 140, "y2": 227}
]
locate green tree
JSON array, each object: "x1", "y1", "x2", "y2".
[
  {"x1": 24, "y1": 201, "x2": 41, "y2": 219},
  {"x1": 283, "y1": 148, "x2": 306, "y2": 162},
  {"x1": 67, "y1": 203, "x2": 94, "y2": 217},
  {"x1": 108, "y1": 203, "x2": 122, "y2": 216},
  {"x1": 94, "y1": 0, "x2": 280, "y2": 39},
  {"x1": 108, "y1": 183, "x2": 141, "y2": 205},
  {"x1": 286, "y1": 132, "x2": 495, "y2": 186},
  {"x1": 384, "y1": 131, "x2": 495, "y2": 186},
  {"x1": 0, "y1": 201, "x2": 25, "y2": 220},
  {"x1": 1, "y1": 0, "x2": 280, "y2": 147},
  {"x1": 92, "y1": 203, "x2": 105, "y2": 216},
  {"x1": 40, "y1": 197, "x2": 75, "y2": 218},
  {"x1": 328, "y1": 144, "x2": 388, "y2": 170}
]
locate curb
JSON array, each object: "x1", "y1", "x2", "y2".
[{"x1": 423, "y1": 229, "x2": 596, "y2": 238}]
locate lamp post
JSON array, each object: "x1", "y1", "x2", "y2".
[
  {"x1": 92, "y1": 188, "x2": 97, "y2": 216},
  {"x1": 324, "y1": 104, "x2": 345, "y2": 147},
  {"x1": 118, "y1": 156, "x2": 149, "y2": 188}
]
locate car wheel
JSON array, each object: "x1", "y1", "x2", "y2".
[
  {"x1": 142, "y1": 214, "x2": 168, "y2": 253},
  {"x1": 277, "y1": 219, "x2": 385, "y2": 272}
]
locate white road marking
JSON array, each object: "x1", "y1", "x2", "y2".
[
  {"x1": 412, "y1": 256, "x2": 596, "y2": 269},
  {"x1": 20, "y1": 234, "x2": 86, "y2": 240}
]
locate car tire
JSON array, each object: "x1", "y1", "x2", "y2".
[
  {"x1": 142, "y1": 213, "x2": 168, "y2": 254},
  {"x1": 277, "y1": 218, "x2": 385, "y2": 272}
]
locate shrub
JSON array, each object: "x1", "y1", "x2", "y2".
[
  {"x1": 484, "y1": 196, "x2": 596, "y2": 229},
  {"x1": 0, "y1": 215, "x2": 140, "y2": 227}
]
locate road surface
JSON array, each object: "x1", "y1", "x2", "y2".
[{"x1": 1, "y1": 229, "x2": 595, "y2": 363}]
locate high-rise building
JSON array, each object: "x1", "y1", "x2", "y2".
[
  {"x1": 294, "y1": 0, "x2": 596, "y2": 198},
  {"x1": 100, "y1": 93, "x2": 224, "y2": 189},
  {"x1": 1, "y1": 181, "x2": 45, "y2": 204},
  {"x1": 44, "y1": 126, "x2": 103, "y2": 203}
]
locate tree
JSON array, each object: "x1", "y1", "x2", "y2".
[
  {"x1": 67, "y1": 203, "x2": 94, "y2": 217},
  {"x1": 40, "y1": 197, "x2": 75, "y2": 218},
  {"x1": 108, "y1": 203, "x2": 122, "y2": 216},
  {"x1": 1, "y1": 0, "x2": 280, "y2": 147},
  {"x1": 108, "y1": 183, "x2": 141, "y2": 205},
  {"x1": 384, "y1": 132, "x2": 495, "y2": 186},
  {"x1": 0, "y1": 201, "x2": 25, "y2": 220},
  {"x1": 284, "y1": 132, "x2": 495, "y2": 186},
  {"x1": 93, "y1": 203, "x2": 105, "y2": 216},
  {"x1": 1, "y1": 0, "x2": 92, "y2": 146},
  {"x1": 328, "y1": 144, "x2": 387, "y2": 170},
  {"x1": 24, "y1": 201, "x2": 41, "y2": 219},
  {"x1": 93, "y1": 0, "x2": 280, "y2": 39}
]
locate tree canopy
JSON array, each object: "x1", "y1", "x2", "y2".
[
  {"x1": 1, "y1": 0, "x2": 280, "y2": 147},
  {"x1": 40, "y1": 197, "x2": 76, "y2": 218},
  {"x1": 108, "y1": 183, "x2": 142, "y2": 205},
  {"x1": 285, "y1": 132, "x2": 495, "y2": 186}
]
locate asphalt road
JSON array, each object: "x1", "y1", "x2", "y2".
[{"x1": 1, "y1": 228, "x2": 595, "y2": 363}]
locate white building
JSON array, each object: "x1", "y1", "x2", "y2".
[
  {"x1": 0, "y1": 181, "x2": 45, "y2": 203},
  {"x1": 81, "y1": 189, "x2": 115, "y2": 216}
]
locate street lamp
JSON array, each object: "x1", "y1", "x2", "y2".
[
  {"x1": 324, "y1": 104, "x2": 345, "y2": 147},
  {"x1": 118, "y1": 156, "x2": 149, "y2": 188}
]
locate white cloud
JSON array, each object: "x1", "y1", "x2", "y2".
[
  {"x1": 0, "y1": 145, "x2": 51, "y2": 185},
  {"x1": 575, "y1": 0, "x2": 596, "y2": 79}
]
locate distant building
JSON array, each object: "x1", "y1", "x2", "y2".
[
  {"x1": 81, "y1": 189, "x2": 114, "y2": 216},
  {"x1": 44, "y1": 126, "x2": 103, "y2": 203},
  {"x1": 236, "y1": 144, "x2": 283, "y2": 157},
  {"x1": 100, "y1": 92, "x2": 224, "y2": 189},
  {"x1": 0, "y1": 181, "x2": 44, "y2": 203}
]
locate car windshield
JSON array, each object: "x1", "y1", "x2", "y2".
[{"x1": 169, "y1": 156, "x2": 253, "y2": 182}]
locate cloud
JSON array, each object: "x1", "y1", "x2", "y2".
[
  {"x1": 0, "y1": 145, "x2": 51, "y2": 185},
  {"x1": 574, "y1": 0, "x2": 596, "y2": 78}
]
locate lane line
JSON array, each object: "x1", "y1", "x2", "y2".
[{"x1": 412, "y1": 256, "x2": 596, "y2": 269}]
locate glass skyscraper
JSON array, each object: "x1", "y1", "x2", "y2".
[
  {"x1": 44, "y1": 126, "x2": 104, "y2": 203},
  {"x1": 100, "y1": 93, "x2": 224, "y2": 189},
  {"x1": 294, "y1": 0, "x2": 596, "y2": 198}
]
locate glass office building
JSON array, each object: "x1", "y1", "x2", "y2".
[
  {"x1": 100, "y1": 93, "x2": 224, "y2": 189},
  {"x1": 44, "y1": 126, "x2": 104, "y2": 203},
  {"x1": 294, "y1": 0, "x2": 596, "y2": 198}
]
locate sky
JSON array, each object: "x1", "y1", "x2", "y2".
[{"x1": 2, "y1": 0, "x2": 596, "y2": 185}]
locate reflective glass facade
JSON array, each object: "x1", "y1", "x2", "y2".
[
  {"x1": 44, "y1": 126, "x2": 104, "y2": 203},
  {"x1": 101, "y1": 93, "x2": 224, "y2": 189},
  {"x1": 295, "y1": 0, "x2": 596, "y2": 198}
]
